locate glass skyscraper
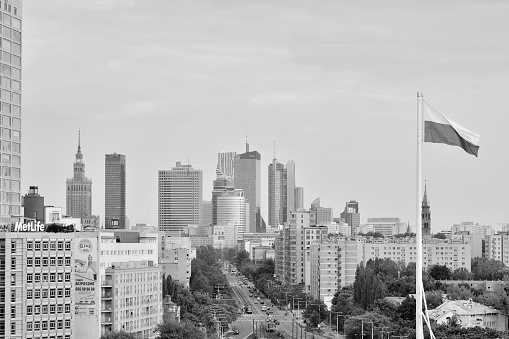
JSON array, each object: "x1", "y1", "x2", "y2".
[{"x1": 234, "y1": 145, "x2": 261, "y2": 233}]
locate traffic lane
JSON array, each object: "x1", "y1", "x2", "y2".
[{"x1": 228, "y1": 319, "x2": 252, "y2": 339}]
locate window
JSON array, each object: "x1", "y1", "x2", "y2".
[
  {"x1": 42, "y1": 273, "x2": 48, "y2": 282},
  {"x1": 34, "y1": 273, "x2": 40, "y2": 282},
  {"x1": 57, "y1": 320, "x2": 63, "y2": 329},
  {"x1": 42, "y1": 321, "x2": 48, "y2": 330},
  {"x1": 50, "y1": 258, "x2": 56, "y2": 266},
  {"x1": 27, "y1": 258, "x2": 32, "y2": 266},
  {"x1": 27, "y1": 274, "x2": 32, "y2": 283},
  {"x1": 57, "y1": 289, "x2": 63, "y2": 297},
  {"x1": 42, "y1": 289, "x2": 48, "y2": 298},
  {"x1": 57, "y1": 257, "x2": 63, "y2": 266},
  {"x1": 27, "y1": 306, "x2": 32, "y2": 315},
  {"x1": 65, "y1": 258, "x2": 70, "y2": 266},
  {"x1": 65, "y1": 288, "x2": 70, "y2": 297},
  {"x1": 27, "y1": 290, "x2": 32, "y2": 299},
  {"x1": 65, "y1": 304, "x2": 70, "y2": 313},
  {"x1": 27, "y1": 241, "x2": 33, "y2": 250},
  {"x1": 50, "y1": 273, "x2": 56, "y2": 282},
  {"x1": 27, "y1": 322, "x2": 32, "y2": 331},
  {"x1": 34, "y1": 290, "x2": 40, "y2": 298},
  {"x1": 50, "y1": 305, "x2": 56, "y2": 314},
  {"x1": 65, "y1": 273, "x2": 70, "y2": 282},
  {"x1": 42, "y1": 242, "x2": 48, "y2": 250},
  {"x1": 50, "y1": 320, "x2": 56, "y2": 330},
  {"x1": 65, "y1": 319, "x2": 70, "y2": 328},
  {"x1": 50, "y1": 289, "x2": 56, "y2": 298}
]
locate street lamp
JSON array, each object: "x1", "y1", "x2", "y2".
[{"x1": 293, "y1": 299, "x2": 307, "y2": 320}]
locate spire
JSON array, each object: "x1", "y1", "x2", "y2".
[
  {"x1": 77, "y1": 129, "x2": 82, "y2": 154},
  {"x1": 245, "y1": 126, "x2": 249, "y2": 152},
  {"x1": 422, "y1": 180, "x2": 429, "y2": 206}
]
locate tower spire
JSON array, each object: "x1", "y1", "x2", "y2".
[
  {"x1": 245, "y1": 126, "x2": 249, "y2": 152},
  {"x1": 77, "y1": 129, "x2": 82, "y2": 154},
  {"x1": 422, "y1": 180, "x2": 428, "y2": 206}
]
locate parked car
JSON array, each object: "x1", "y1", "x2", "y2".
[
  {"x1": 274, "y1": 320, "x2": 280, "y2": 325},
  {"x1": 233, "y1": 329, "x2": 239, "y2": 335}
]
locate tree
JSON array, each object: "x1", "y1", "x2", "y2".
[
  {"x1": 156, "y1": 321, "x2": 206, "y2": 339},
  {"x1": 471, "y1": 257, "x2": 507, "y2": 280},
  {"x1": 433, "y1": 233, "x2": 447, "y2": 239},
  {"x1": 451, "y1": 267, "x2": 472, "y2": 280},
  {"x1": 428, "y1": 264, "x2": 452, "y2": 280},
  {"x1": 100, "y1": 331, "x2": 137, "y2": 339}
]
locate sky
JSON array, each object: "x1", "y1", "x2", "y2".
[{"x1": 21, "y1": 0, "x2": 509, "y2": 232}]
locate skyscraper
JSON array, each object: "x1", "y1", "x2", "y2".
[
  {"x1": 212, "y1": 176, "x2": 235, "y2": 225},
  {"x1": 268, "y1": 158, "x2": 286, "y2": 227},
  {"x1": 105, "y1": 153, "x2": 126, "y2": 229},
  {"x1": 66, "y1": 132, "x2": 92, "y2": 219},
  {"x1": 159, "y1": 162, "x2": 203, "y2": 232},
  {"x1": 234, "y1": 144, "x2": 262, "y2": 233},
  {"x1": 422, "y1": 184, "x2": 431, "y2": 238},
  {"x1": 0, "y1": 1, "x2": 22, "y2": 225},
  {"x1": 295, "y1": 187, "x2": 304, "y2": 210},
  {"x1": 341, "y1": 200, "x2": 360, "y2": 237},
  {"x1": 286, "y1": 161, "x2": 296, "y2": 217},
  {"x1": 217, "y1": 151, "x2": 236, "y2": 179}
]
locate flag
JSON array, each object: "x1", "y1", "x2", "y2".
[{"x1": 423, "y1": 100, "x2": 480, "y2": 157}]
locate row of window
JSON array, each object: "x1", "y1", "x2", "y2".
[
  {"x1": 27, "y1": 240, "x2": 72, "y2": 250},
  {"x1": 0, "y1": 101, "x2": 21, "y2": 116},
  {"x1": 26, "y1": 319, "x2": 71, "y2": 331},
  {"x1": 27, "y1": 257, "x2": 71, "y2": 267},
  {"x1": 27, "y1": 273, "x2": 71, "y2": 283},
  {"x1": 27, "y1": 288, "x2": 71, "y2": 299},
  {"x1": 27, "y1": 304, "x2": 71, "y2": 315},
  {"x1": 0, "y1": 140, "x2": 20, "y2": 154}
]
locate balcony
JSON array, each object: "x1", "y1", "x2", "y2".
[
  {"x1": 102, "y1": 316, "x2": 113, "y2": 324},
  {"x1": 102, "y1": 307, "x2": 112, "y2": 312},
  {"x1": 101, "y1": 292, "x2": 113, "y2": 300},
  {"x1": 102, "y1": 280, "x2": 113, "y2": 287}
]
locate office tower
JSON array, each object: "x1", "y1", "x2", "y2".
[
  {"x1": 23, "y1": 186, "x2": 44, "y2": 223},
  {"x1": 212, "y1": 176, "x2": 235, "y2": 225},
  {"x1": 295, "y1": 187, "x2": 304, "y2": 210},
  {"x1": 286, "y1": 161, "x2": 296, "y2": 216},
  {"x1": 217, "y1": 151, "x2": 236, "y2": 179},
  {"x1": 158, "y1": 162, "x2": 203, "y2": 232},
  {"x1": 234, "y1": 145, "x2": 261, "y2": 233},
  {"x1": 341, "y1": 200, "x2": 360, "y2": 237},
  {"x1": 216, "y1": 190, "x2": 247, "y2": 248},
  {"x1": 422, "y1": 184, "x2": 431, "y2": 238},
  {"x1": 201, "y1": 200, "x2": 212, "y2": 227},
  {"x1": 66, "y1": 132, "x2": 93, "y2": 219},
  {"x1": 0, "y1": 2, "x2": 22, "y2": 225},
  {"x1": 268, "y1": 158, "x2": 286, "y2": 227},
  {"x1": 105, "y1": 153, "x2": 126, "y2": 229}
]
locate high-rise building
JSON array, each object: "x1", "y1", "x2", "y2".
[
  {"x1": 268, "y1": 158, "x2": 286, "y2": 227},
  {"x1": 158, "y1": 162, "x2": 203, "y2": 232},
  {"x1": 211, "y1": 176, "x2": 235, "y2": 225},
  {"x1": 340, "y1": 200, "x2": 360, "y2": 237},
  {"x1": 286, "y1": 161, "x2": 296, "y2": 217},
  {"x1": 23, "y1": 186, "x2": 44, "y2": 223},
  {"x1": 217, "y1": 151, "x2": 236, "y2": 179},
  {"x1": 0, "y1": 1, "x2": 22, "y2": 226},
  {"x1": 105, "y1": 153, "x2": 126, "y2": 229},
  {"x1": 422, "y1": 184, "x2": 431, "y2": 238},
  {"x1": 295, "y1": 187, "x2": 304, "y2": 210},
  {"x1": 66, "y1": 133, "x2": 92, "y2": 219},
  {"x1": 234, "y1": 144, "x2": 261, "y2": 233}
]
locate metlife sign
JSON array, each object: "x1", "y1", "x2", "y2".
[{"x1": 12, "y1": 221, "x2": 46, "y2": 232}]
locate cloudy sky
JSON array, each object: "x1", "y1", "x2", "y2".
[{"x1": 22, "y1": 0, "x2": 509, "y2": 231}]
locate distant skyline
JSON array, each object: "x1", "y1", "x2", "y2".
[{"x1": 22, "y1": 1, "x2": 509, "y2": 231}]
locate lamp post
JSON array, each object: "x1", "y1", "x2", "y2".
[{"x1": 293, "y1": 298, "x2": 306, "y2": 320}]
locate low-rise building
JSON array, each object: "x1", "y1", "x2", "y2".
[{"x1": 429, "y1": 299, "x2": 507, "y2": 331}]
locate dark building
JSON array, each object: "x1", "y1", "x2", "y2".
[
  {"x1": 340, "y1": 200, "x2": 360, "y2": 237},
  {"x1": 422, "y1": 184, "x2": 431, "y2": 238},
  {"x1": 22, "y1": 186, "x2": 44, "y2": 223},
  {"x1": 105, "y1": 153, "x2": 126, "y2": 229},
  {"x1": 234, "y1": 143, "x2": 262, "y2": 233}
]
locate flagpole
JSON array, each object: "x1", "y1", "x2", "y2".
[{"x1": 416, "y1": 92, "x2": 424, "y2": 339}]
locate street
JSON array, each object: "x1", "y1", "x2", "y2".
[{"x1": 225, "y1": 272, "x2": 343, "y2": 339}]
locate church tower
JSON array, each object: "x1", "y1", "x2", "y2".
[{"x1": 422, "y1": 182, "x2": 431, "y2": 238}]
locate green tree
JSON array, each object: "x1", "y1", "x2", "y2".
[
  {"x1": 433, "y1": 233, "x2": 447, "y2": 239},
  {"x1": 451, "y1": 267, "x2": 472, "y2": 280},
  {"x1": 428, "y1": 264, "x2": 452, "y2": 280},
  {"x1": 100, "y1": 331, "x2": 137, "y2": 339},
  {"x1": 471, "y1": 257, "x2": 507, "y2": 280},
  {"x1": 156, "y1": 320, "x2": 206, "y2": 339}
]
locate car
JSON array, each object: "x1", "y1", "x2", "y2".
[
  {"x1": 266, "y1": 306, "x2": 271, "y2": 311},
  {"x1": 260, "y1": 301, "x2": 264, "y2": 304},
  {"x1": 254, "y1": 301, "x2": 258, "y2": 304},
  {"x1": 233, "y1": 329, "x2": 239, "y2": 335},
  {"x1": 274, "y1": 320, "x2": 280, "y2": 325},
  {"x1": 249, "y1": 294, "x2": 253, "y2": 297}
]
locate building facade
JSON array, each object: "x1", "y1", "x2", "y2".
[
  {"x1": 23, "y1": 186, "x2": 44, "y2": 223},
  {"x1": 268, "y1": 158, "x2": 286, "y2": 227},
  {"x1": 0, "y1": 0, "x2": 22, "y2": 226},
  {"x1": 217, "y1": 151, "x2": 236, "y2": 179},
  {"x1": 158, "y1": 162, "x2": 202, "y2": 232},
  {"x1": 234, "y1": 147, "x2": 262, "y2": 233},
  {"x1": 340, "y1": 201, "x2": 360, "y2": 237},
  {"x1": 66, "y1": 135, "x2": 92, "y2": 220},
  {"x1": 105, "y1": 153, "x2": 126, "y2": 229}
]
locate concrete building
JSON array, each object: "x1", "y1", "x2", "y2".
[
  {"x1": 158, "y1": 162, "x2": 202, "y2": 233},
  {"x1": 486, "y1": 232, "x2": 509, "y2": 265},
  {"x1": 105, "y1": 153, "x2": 126, "y2": 229},
  {"x1": 23, "y1": 186, "x2": 44, "y2": 223},
  {"x1": 212, "y1": 177, "x2": 247, "y2": 242},
  {"x1": 201, "y1": 200, "x2": 212, "y2": 227},
  {"x1": 102, "y1": 261, "x2": 163, "y2": 338},
  {"x1": 66, "y1": 133, "x2": 92, "y2": 221},
  {"x1": 362, "y1": 236, "x2": 472, "y2": 271},
  {"x1": 286, "y1": 161, "x2": 296, "y2": 220},
  {"x1": 429, "y1": 299, "x2": 507, "y2": 331},
  {"x1": 190, "y1": 235, "x2": 213, "y2": 248},
  {"x1": 452, "y1": 221, "x2": 494, "y2": 237},
  {"x1": 363, "y1": 217, "x2": 408, "y2": 237},
  {"x1": 234, "y1": 144, "x2": 262, "y2": 233},
  {"x1": 159, "y1": 236, "x2": 193, "y2": 288},
  {"x1": 0, "y1": 0, "x2": 22, "y2": 226}
]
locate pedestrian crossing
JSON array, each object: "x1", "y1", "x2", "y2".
[{"x1": 235, "y1": 319, "x2": 295, "y2": 324}]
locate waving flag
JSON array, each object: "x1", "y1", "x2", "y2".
[{"x1": 423, "y1": 100, "x2": 480, "y2": 157}]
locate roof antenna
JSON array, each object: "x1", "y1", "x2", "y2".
[
  {"x1": 245, "y1": 126, "x2": 249, "y2": 152},
  {"x1": 78, "y1": 128, "x2": 81, "y2": 153},
  {"x1": 273, "y1": 140, "x2": 276, "y2": 159}
]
